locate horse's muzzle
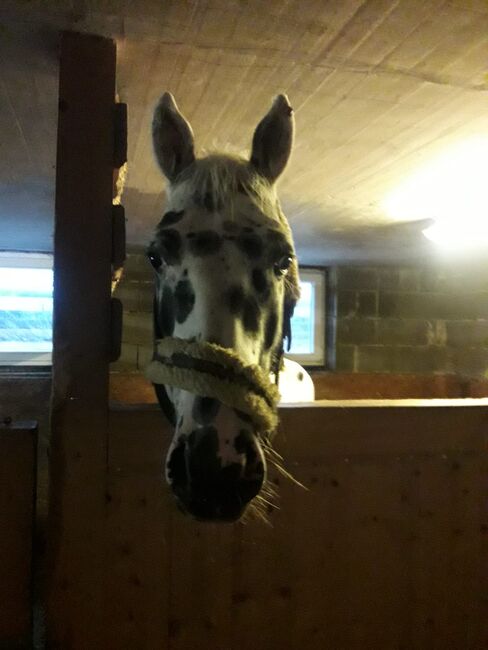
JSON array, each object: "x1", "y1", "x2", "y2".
[{"x1": 167, "y1": 434, "x2": 265, "y2": 522}]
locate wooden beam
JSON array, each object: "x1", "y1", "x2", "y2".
[{"x1": 46, "y1": 31, "x2": 116, "y2": 649}]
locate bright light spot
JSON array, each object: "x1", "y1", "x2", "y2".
[
  {"x1": 383, "y1": 136, "x2": 488, "y2": 249},
  {"x1": 0, "y1": 268, "x2": 53, "y2": 294},
  {"x1": 0, "y1": 266, "x2": 53, "y2": 358}
]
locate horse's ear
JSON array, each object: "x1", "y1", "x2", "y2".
[
  {"x1": 250, "y1": 94, "x2": 294, "y2": 183},
  {"x1": 152, "y1": 92, "x2": 195, "y2": 181}
]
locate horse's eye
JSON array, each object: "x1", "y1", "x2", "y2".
[
  {"x1": 274, "y1": 255, "x2": 292, "y2": 277},
  {"x1": 147, "y1": 250, "x2": 162, "y2": 271}
]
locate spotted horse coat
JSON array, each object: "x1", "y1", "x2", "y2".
[{"x1": 147, "y1": 92, "x2": 300, "y2": 522}]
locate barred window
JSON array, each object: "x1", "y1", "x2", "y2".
[
  {"x1": 287, "y1": 268, "x2": 325, "y2": 367},
  {"x1": 0, "y1": 253, "x2": 53, "y2": 365}
]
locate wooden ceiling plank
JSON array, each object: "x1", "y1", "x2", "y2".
[
  {"x1": 290, "y1": 75, "x2": 465, "y2": 194},
  {"x1": 312, "y1": 0, "x2": 401, "y2": 65},
  {"x1": 125, "y1": 41, "x2": 187, "y2": 191},
  {"x1": 409, "y1": 8, "x2": 488, "y2": 80},
  {"x1": 308, "y1": 95, "x2": 484, "y2": 206},
  {"x1": 329, "y1": 89, "x2": 486, "y2": 195},
  {"x1": 352, "y1": 0, "x2": 447, "y2": 67},
  {"x1": 441, "y1": 34, "x2": 488, "y2": 86}
]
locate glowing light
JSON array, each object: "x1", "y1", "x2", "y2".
[
  {"x1": 0, "y1": 267, "x2": 53, "y2": 294},
  {"x1": 383, "y1": 136, "x2": 488, "y2": 249}
]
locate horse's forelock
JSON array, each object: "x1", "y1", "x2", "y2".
[{"x1": 171, "y1": 154, "x2": 278, "y2": 220}]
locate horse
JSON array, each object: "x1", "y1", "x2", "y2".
[{"x1": 146, "y1": 92, "x2": 301, "y2": 522}]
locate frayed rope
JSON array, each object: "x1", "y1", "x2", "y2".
[{"x1": 145, "y1": 337, "x2": 280, "y2": 432}]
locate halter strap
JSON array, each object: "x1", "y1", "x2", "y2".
[{"x1": 145, "y1": 337, "x2": 280, "y2": 432}]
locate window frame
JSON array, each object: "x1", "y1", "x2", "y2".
[
  {"x1": 0, "y1": 251, "x2": 54, "y2": 367},
  {"x1": 286, "y1": 266, "x2": 326, "y2": 367}
]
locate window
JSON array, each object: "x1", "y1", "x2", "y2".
[
  {"x1": 286, "y1": 268, "x2": 325, "y2": 366},
  {"x1": 0, "y1": 252, "x2": 53, "y2": 366}
]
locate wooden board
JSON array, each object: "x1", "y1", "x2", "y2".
[
  {"x1": 0, "y1": 421, "x2": 37, "y2": 648},
  {"x1": 46, "y1": 31, "x2": 116, "y2": 649},
  {"x1": 105, "y1": 403, "x2": 488, "y2": 649}
]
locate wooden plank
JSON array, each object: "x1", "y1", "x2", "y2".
[
  {"x1": 231, "y1": 478, "x2": 298, "y2": 650},
  {"x1": 106, "y1": 409, "x2": 171, "y2": 650},
  {"x1": 46, "y1": 31, "x2": 116, "y2": 650},
  {"x1": 106, "y1": 404, "x2": 487, "y2": 649},
  {"x1": 0, "y1": 421, "x2": 37, "y2": 648},
  {"x1": 278, "y1": 402, "x2": 488, "y2": 458},
  {"x1": 167, "y1": 514, "x2": 233, "y2": 650}
]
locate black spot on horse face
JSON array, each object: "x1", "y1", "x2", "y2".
[
  {"x1": 242, "y1": 295, "x2": 260, "y2": 334},
  {"x1": 264, "y1": 310, "x2": 278, "y2": 350},
  {"x1": 159, "y1": 286, "x2": 175, "y2": 335},
  {"x1": 223, "y1": 220, "x2": 239, "y2": 233},
  {"x1": 234, "y1": 409, "x2": 253, "y2": 424},
  {"x1": 266, "y1": 229, "x2": 292, "y2": 259},
  {"x1": 167, "y1": 438, "x2": 186, "y2": 487},
  {"x1": 187, "y1": 426, "x2": 220, "y2": 481},
  {"x1": 227, "y1": 286, "x2": 245, "y2": 315},
  {"x1": 194, "y1": 191, "x2": 222, "y2": 212},
  {"x1": 234, "y1": 430, "x2": 257, "y2": 463},
  {"x1": 236, "y1": 232, "x2": 263, "y2": 260},
  {"x1": 251, "y1": 268, "x2": 268, "y2": 295},
  {"x1": 237, "y1": 182, "x2": 259, "y2": 201},
  {"x1": 174, "y1": 278, "x2": 195, "y2": 324},
  {"x1": 157, "y1": 229, "x2": 183, "y2": 265},
  {"x1": 158, "y1": 210, "x2": 185, "y2": 228},
  {"x1": 192, "y1": 396, "x2": 220, "y2": 425},
  {"x1": 189, "y1": 230, "x2": 222, "y2": 256},
  {"x1": 266, "y1": 228, "x2": 285, "y2": 242}
]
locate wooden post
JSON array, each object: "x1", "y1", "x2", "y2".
[
  {"x1": 46, "y1": 32, "x2": 116, "y2": 649},
  {"x1": 0, "y1": 420, "x2": 37, "y2": 648}
]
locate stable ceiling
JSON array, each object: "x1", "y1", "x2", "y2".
[{"x1": 1, "y1": 0, "x2": 487, "y2": 264}]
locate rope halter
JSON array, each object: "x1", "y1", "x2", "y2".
[{"x1": 145, "y1": 337, "x2": 280, "y2": 432}]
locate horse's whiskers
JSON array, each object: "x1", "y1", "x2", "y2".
[
  {"x1": 270, "y1": 460, "x2": 308, "y2": 491},
  {"x1": 246, "y1": 499, "x2": 274, "y2": 527},
  {"x1": 255, "y1": 494, "x2": 279, "y2": 510}
]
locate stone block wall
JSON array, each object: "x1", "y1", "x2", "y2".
[
  {"x1": 330, "y1": 265, "x2": 488, "y2": 376},
  {"x1": 112, "y1": 252, "x2": 154, "y2": 374},
  {"x1": 113, "y1": 253, "x2": 488, "y2": 378}
]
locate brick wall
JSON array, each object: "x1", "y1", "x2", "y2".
[
  {"x1": 113, "y1": 254, "x2": 488, "y2": 379},
  {"x1": 112, "y1": 252, "x2": 154, "y2": 373},
  {"x1": 329, "y1": 265, "x2": 488, "y2": 376}
]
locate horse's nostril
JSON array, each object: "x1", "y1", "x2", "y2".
[
  {"x1": 166, "y1": 440, "x2": 187, "y2": 489},
  {"x1": 237, "y1": 472, "x2": 264, "y2": 504},
  {"x1": 172, "y1": 463, "x2": 265, "y2": 522},
  {"x1": 167, "y1": 426, "x2": 266, "y2": 522},
  {"x1": 234, "y1": 431, "x2": 266, "y2": 486}
]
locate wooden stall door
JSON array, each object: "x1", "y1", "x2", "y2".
[
  {"x1": 106, "y1": 403, "x2": 488, "y2": 650},
  {"x1": 0, "y1": 421, "x2": 37, "y2": 649}
]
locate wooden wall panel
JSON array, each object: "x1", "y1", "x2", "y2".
[
  {"x1": 105, "y1": 403, "x2": 488, "y2": 650},
  {"x1": 167, "y1": 516, "x2": 233, "y2": 650},
  {"x1": 0, "y1": 421, "x2": 37, "y2": 648},
  {"x1": 105, "y1": 410, "x2": 170, "y2": 650}
]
